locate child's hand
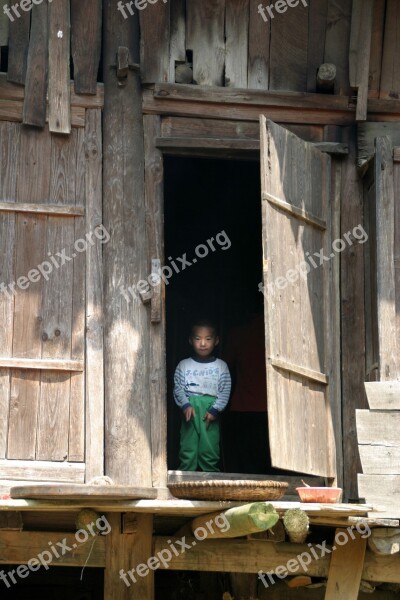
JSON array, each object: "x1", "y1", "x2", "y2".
[
  {"x1": 203, "y1": 411, "x2": 216, "y2": 429},
  {"x1": 184, "y1": 406, "x2": 195, "y2": 422}
]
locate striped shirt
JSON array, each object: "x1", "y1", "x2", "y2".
[{"x1": 174, "y1": 357, "x2": 231, "y2": 417}]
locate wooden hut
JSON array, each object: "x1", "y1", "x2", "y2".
[{"x1": 0, "y1": 0, "x2": 399, "y2": 597}]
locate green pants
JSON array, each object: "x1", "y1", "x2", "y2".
[{"x1": 179, "y1": 395, "x2": 220, "y2": 472}]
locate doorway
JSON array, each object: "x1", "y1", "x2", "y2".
[{"x1": 164, "y1": 156, "x2": 273, "y2": 474}]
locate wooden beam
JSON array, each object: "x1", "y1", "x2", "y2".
[
  {"x1": 0, "y1": 530, "x2": 106, "y2": 566},
  {"x1": 48, "y1": 0, "x2": 71, "y2": 134},
  {"x1": 10, "y1": 484, "x2": 158, "y2": 500},
  {"x1": 84, "y1": 109, "x2": 104, "y2": 482},
  {"x1": 103, "y1": 0, "x2": 152, "y2": 486},
  {"x1": 0, "y1": 202, "x2": 84, "y2": 216},
  {"x1": 105, "y1": 513, "x2": 154, "y2": 599},
  {"x1": 0, "y1": 101, "x2": 85, "y2": 128},
  {"x1": 0, "y1": 358, "x2": 84, "y2": 371},
  {"x1": 0, "y1": 460, "x2": 85, "y2": 483},
  {"x1": 325, "y1": 528, "x2": 367, "y2": 599},
  {"x1": 364, "y1": 381, "x2": 400, "y2": 410}
]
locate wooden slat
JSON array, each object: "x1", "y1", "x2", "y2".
[
  {"x1": 359, "y1": 445, "x2": 400, "y2": 475},
  {"x1": 7, "y1": 7, "x2": 30, "y2": 84},
  {"x1": 85, "y1": 109, "x2": 104, "y2": 480},
  {"x1": 247, "y1": 0, "x2": 269, "y2": 90},
  {"x1": 349, "y1": 0, "x2": 374, "y2": 121},
  {"x1": 169, "y1": 0, "x2": 186, "y2": 82},
  {"x1": 186, "y1": 0, "x2": 225, "y2": 86},
  {"x1": 358, "y1": 474, "x2": 400, "y2": 518},
  {"x1": 380, "y1": 0, "x2": 400, "y2": 99},
  {"x1": 356, "y1": 410, "x2": 400, "y2": 446},
  {"x1": 0, "y1": 74, "x2": 104, "y2": 108},
  {"x1": 341, "y1": 127, "x2": 367, "y2": 499},
  {"x1": 48, "y1": 0, "x2": 71, "y2": 133},
  {"x1": 368, "y1": 0, "x2": 386, "y2": 99},
  {"x1": 225, "y1": 0, "x2": 249, "y2": 89},
  {"x1": 69, "y1": 128, "x2": 86, "y2": 463},
  {"x1": 394, "y1": 147, "x2": 400, "y2": 163},
  {"x1": 375, "y1": 136, "x2": 399, "y2": 380},
  {"x1": 23, "y1": 0, "x2": 48, "y2": 127},
  {"x1": 10, "y1": 484, "x2": 157, "y2": 500},
  {"x1": 364, "y1": 381, "x2": 400, "y2": 410},
  {"x1": 0, "y1": 531, "x2": 105, "y2": 567},
  {"x1": 271, "y1": 358, "x2": 328, "y2": 385},
  {"x1": 0, "y1": 202, "x2": 84, "y2": 216},
  {"x1": 263, "y1": 192, "x2": 327, "y2": 230},
  {"x1": 0, "y1": 358, "x2": 84, "y2": 371},
  {"x1": 0, "y1": 123, "x2": 19, "y2": 459},
  {"x1": 0, "y1": 1, "x2": 9, "y2": 46},
  {"x1": 269, "y1": 0, "x2": 308, "y2": 92},
  {"x1": 0, "y1": 101, "x2": 85, "y2": 128},
  {"x1": 357, "y1": 122, "x2": 400, "y2": 169},
  {"x1": 325, "y1": 528, "x2": 367, "y2": 600},
  {"x1": 71, "y1": 0, "x2": 102, "y2": 94},
  {"x1": 324, "y1": 0, "x2": 352, "y2": 95},
  {"x1": 0, "y1": 460, "x2": 85, "y2": 482},
  {"x1": 306, "y1": 0, "x2": 328, "y2": 92},
  {"x1": 140, "y1": 0, "x2": 170, "y2": 84},
  {"x1": 144, "y1": 116, "x2": 167, "y2": 489},
  {"x1": 157, "y1": 137, "x2": 259, "y2": 152}
]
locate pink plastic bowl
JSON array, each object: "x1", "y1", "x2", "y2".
[{"x1": 296, "y1": 487, "x2": 342, "y2": 503}]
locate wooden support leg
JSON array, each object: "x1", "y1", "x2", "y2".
[
  {"x1": 230, "y1": 573, "x2": 258, "y2": 599},
  {"x1": 324, "y1": 527, "x2": 367, "y2": 600},
  {"x1": 105, "y1": 513, "x2": 154, "y2": 599}
]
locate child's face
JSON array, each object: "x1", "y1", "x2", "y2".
[{"x1": 190, "y1": 326, "x2": 219, "y2": 359}]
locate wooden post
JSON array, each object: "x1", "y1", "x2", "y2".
[
  {"x1": 325, "y1": 528, "x2": 367, "y2": 599},
  {"x1": 103, "y1": 0, "x2": 152, "y2": 486},
  {"x1": 105, "y1": 513, "x2": 154, "y2": 599}
]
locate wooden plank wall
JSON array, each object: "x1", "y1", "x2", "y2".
[{"x1": 0, "y1": 0, "x2": 102, "y2": 131}]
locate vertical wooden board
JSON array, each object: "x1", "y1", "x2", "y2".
[
  {"x1": 169, "y1": 0, "x2": 186, "y2": 82},
  {"x1": 324, "y1": 0, "x2": 352, "y2": 95},
  {"x1": 368, "y1": 0, "x2": 386, "y2": 99},
  {"x1": 394, "y1": 162, "x2": 400, "y2": 354},
  {"x1": 340, "y1": 127, "x2": 367, "y2": 499},
  {"x1": 85, "y1": 109, "x2": 104, "y2": 480},
  {"x1": 307, "y1": 0, "x2": 328, "y2": 92},
  {"x1": 0, "y1": 123, "x2": 19, "y2": 458},
  {"x1": 144, "y1": 116, "x2": 167, "y2": 488},
  {"x1": 380, "y1": 0, "x2": 400, "y2": 99},
  {"x1": 7, "y1": 127, "x2": 51, "y2": 459},
  {"x1": 7, "y1": 8, "x2": 30, "y2": 84},
  {"x1": 269, "y1": 0, "x2": 309, "y2": 91},
  {"x1": 186, "y1": 0, "x2": 225, "y2": 86},
  {"x1": 69, "y1": 128, "x2": 86, "y2": 463},
  {"x1": 48, "y1": 0, "x2": 71, "y2": 134},
  {"x1": 140, "y1": 0, "x2": 170, "y2": 84},
  {"x1": 23, "y1": 0, "x2": 48, "y2": 127},
  {"x1": 247, "y1": 0, "x2": 269, "y2": 90},
  {"x1": 36, "y1": 132, "x2": 76, "y2": 461},
  {"x1": 375, "y1": 136, "x2": 398, "y2": 380},
  {"x1": 0, "y1": 0, "x2": 9, "y2": 46},
  {"x1": 71, "y1": 0, "x2": 101, "y2": 94},
  {"x1": 325, "y1": 529, "x2": 367, "y2": 599},
  {"x1": 225, "y1": 0, "x2": 249, "y2": 89},
  {"x1": 349, "y1": 0, "x2": 374, "y2": 121}
]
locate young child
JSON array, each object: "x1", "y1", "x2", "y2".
[{"x1": 174, "y1": 319, "x2": 231, "y2": 471}]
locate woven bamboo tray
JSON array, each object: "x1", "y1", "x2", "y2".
[{"x1": 168, "y1": 479, "x2": 288, "y2": 501}]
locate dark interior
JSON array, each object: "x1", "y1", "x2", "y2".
[{"x1": 164, "y1": 156, "x2": 273, "y2": 474}]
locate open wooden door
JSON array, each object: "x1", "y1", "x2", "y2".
[{"x1": 260, "y1": 118, "x2": 338, "y2": 478}]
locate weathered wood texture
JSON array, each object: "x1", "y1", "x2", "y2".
[
  {"x1": 325, "y1": 528, "x2": 367, "y2": 600},
  {"x1": 103, "y1": 0, "x2": 152, "y2": 486},
  {"x1": 48, "y1": 0, "x2": 71, "y2": 133},
  {"x1": 358, "y1": 475, "x2": 400, "y2": 518},
  {"x1": 380, "y1": 0, "x2": 400, "y2": 100},
  {"x1": 71, "y1": 0, "x2": 102, "y2": 94},
  {"x1": 364, "y1": 381, "x2": 400, "y2": 410},
  {"x1": 23, "y1": 0, "x2": 49, "y2": 127},
  {"x1": 349, "y1": 0, "x2": 374, "y2": 121},
  {"x1": 144, "y1": 116, "x2": 167, "y2": 488},
  {"x1": 260, "y1": 118, "x2": 337, "y2": 477},
  {"x1": 7, "y1": 7, "x2": 30, "y2": 84},
  {"x1": 140, "y1": 0, "x2": 170, "y2": 84},
  {"x1": 340, "y1": 127, "x2": 367, "y2": 500}
]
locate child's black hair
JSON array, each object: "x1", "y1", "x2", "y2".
[{"x1": 189, "y1": 317, "x2": 219, "y2": 337}]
